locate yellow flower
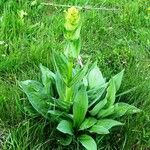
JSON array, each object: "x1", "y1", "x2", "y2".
[{"x1": 64, "y1": 7, "x2": 80, "y2": 31}]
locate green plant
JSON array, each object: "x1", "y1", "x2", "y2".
[{"x1": 19, "y1": 7, "x2": 140, "y2": 150}]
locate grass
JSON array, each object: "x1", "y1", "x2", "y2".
[{"x1": 0, "y1": 0, "x2": 150, "y2": 149}]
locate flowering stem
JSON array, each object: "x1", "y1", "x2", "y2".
[
  {"x1": 66, "y1": 86, "x2": 72, "y2": 102},
  {"x1": 66, "y1": 59, "x2": 73, "y2": 101}
]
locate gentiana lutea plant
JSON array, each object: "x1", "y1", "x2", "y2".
[{"x1": 19, "y1": 7, "x2": 140, "y2": 150}]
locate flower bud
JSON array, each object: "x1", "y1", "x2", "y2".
[{"x1": 64, "y1": 7, "x2": 80, "y2": 31}]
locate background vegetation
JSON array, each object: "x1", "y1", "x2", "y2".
[{"x1": 0, "y1": 0, "x2": 150, "y2": 149}]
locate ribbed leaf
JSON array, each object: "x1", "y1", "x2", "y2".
[
  {"x1": 80, "y1": 117, "x2": 97, "y2": 130},
  {"x1": 73, "y1": 86, "x2": 88, "y2": 128},
  {"x1": 68, "y1": 59, "x2": 90, "y2": 87},
  {"x1": 89, "y1": 98, "x2": 107, "y2": 116},
  {"x1": 97, "y1": 105, "x2": 114, "y2": 118},
  {"x1": 55, "y1": 72, "x2": 66, "y2": 100},
  {"x1": 112, "y1": 102, "x2": 141, "y2": 118},
  {"x1": 88, "y1": 64, "x2": 105, "y2": 89},
  {"x1": 89, "y1": 119, "x2": 123, "y2": 134},
  {"x1": 65, "y1": 38, "x2": 81, "y2": 58},
  {"x1": 113, "y1": 69, "x2": 124, "y2": 91},
  {"x1": 53, "y1": 51, "x2": 69, "y2": 84},
  {"x1": 57, "y1": 120, "x2": 73, "y2": 135},
  {"x1": 89, "y1": 125, "x2": 109, "y2": 134},
  {"x1": 88, "y1": 83, "x2": 107, "y2": 108},
  {"x1": 105, "y1": 79, "x2": 116, "y2": 107},
  {"x1": 39, "y1": 64, "x2": 55, "y2": 95},
  {"x1": 19, "y1": 80, "x2": 49, "y2": 118},
  {"x1": 96, "y1": 119, "x2": 123, "y2": 130},
  {"x1": 78, "y1": 134, "x2": 97, "y2": 150},
  {"x1": 39, "y1": 63, "x2": 55, "y2": 83}
]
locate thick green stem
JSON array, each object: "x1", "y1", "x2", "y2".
[
  {"x1": 65, "y1": 86, "x2": 72, "y2": 101},
  {"x1": 66, "y1": 59, "x2": 73, "y2": 101}
]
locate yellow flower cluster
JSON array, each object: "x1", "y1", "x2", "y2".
[{"x1": 64, "y1": 7, "x2": 80, "y2": 31}]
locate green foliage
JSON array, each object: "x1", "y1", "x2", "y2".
[
  {"x1": 112, "y1": 102, "x2": 141, "y2": 118},
  {"x1": 78, "y1": 134, "x2": 97, "y2": 150},
  {"x1": 95, "y1": 119, "x2": 124, "y2": 131},
  {"x1": 105, "y1": 79, "x2": 116, "y2": 107},
  {"x1": 52, "y1": 52, "x2": 69, "y2": 84},
  {"x1": 68, "y1": 58, "x2": 90, "y2": 87},
  {"x1": 88, "y1": 63, "x2": 105, "y2": 89},
  {"x1": 89, "y1": 98, "x2": 107, "y2": 116},
  {"x1": 57, "y1": 120, "x2": 73, "y2": 135},
  {"x1": 73, "y1": 86, "x2": 88, "y2": 128},
  {"x1": 39, "y1": 64, "x2": 55, "y2": 96},
  {"x1": 1, "y1": 0, "x2": 150, "y2": 149},
  {"x1": 19, "y1": 80, "x2": 50, "y2": 118},
  {"x1": 79, "y1": 117, "x2": 97, "y2": 130},
  {"x1": 19, "y1": 7, "x2": 140, "y2": 149}
]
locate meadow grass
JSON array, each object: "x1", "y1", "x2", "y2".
[{"x1": 0, "y1": 0, "x2": 150, "y2": 149}]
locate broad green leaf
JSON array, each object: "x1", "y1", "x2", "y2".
[
  {"x1": 112, "y1": 102, "x2": 141, "y2": 118},
  {"x1": 55, "y1": 72, "x2": 66, "y2": 100},
  {"x1": 73, "y1": 86, "x2": 88, "y2": 128},
  {"x1": 80, "y1": 117, "x2": 97, "y2": 130},
  {"x1": 19, "y1": 80, "x2": 49, "y2": 118},
  {"x1": 89, "y1": 98, "x2": 107, "y2": 116},
  {"x1": 78, "y1": 134, "x2": 97, "y2": 150},
  {"x1": 96, "y1": 119, "x2": 123, "y2": 130},
  {"x1": 87, "y1": 84, "x2": 107, "y2": 103},
  {"x1": 105, "y1": 79, "x2": 116, "y2": 107},
  {"x1": 53, "y1": 51, "x2": 69, "y2": 84},
  {"x1": 64, "y1": 39, "x2": 81, "y2": 59},
  {"x1": 113, "y1": 69, "x2": 124, "y2": 91},
  {"x1": 89, "y1": 119, "x2": 123, "y2": 134},
  {"x1": 88, "y1": 83, "x2": 107, "y2": 108},
  {"x1": 39, "y1": 64, "x2": 55, "y2": 83},
  {"x1": 70, "y1": 39, "x2": 81, "y2": 58},
  {"x1": 58, "y1": 135, "x2": 72, "y2": 146},
  {"x1": 39, "y1": 64, "x2": 55, "y2": 95},
  {"x1": 57, "y1": 120, "x2": 73, "y2": 135},
  {"x1": 88, "y1": 64, "x2": 105, "y2": 89},
  {"x1": 68, "y1": 59, "x2": 90, "y2": 87},
  {"x1": 70, "y1": 81, "x2": 81, "y2": 101},
  {"x1": 89, "y1": 125, "x2": 109, "y2": 134},
  {"x1": 97, "y1": 105, "x2": 115, "y2": 118}
]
